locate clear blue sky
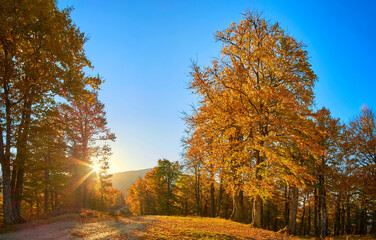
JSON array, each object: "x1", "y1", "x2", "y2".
[{"x1": 58, "y1": 0, "x2": 376, "y2": 173}]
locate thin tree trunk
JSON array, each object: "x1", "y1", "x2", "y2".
[
  {"x1": 284, "y1": 184, "x2": 290, "y2": 227},
  {"x1": 265, "y1": 202, "x2": 270, "y2": 230},
  {"x1": 44, "y1": 152, "x2": 50, "y2": 213},
  {"x1": 341, "y1": 202, "x2": 345, "y2": 235},
  {"x1": 299, "y1": 194, "x2": 306, "y2": 235},
  {"x1": 288, "y1": 186, "x2": 298, "y2": 235},
  {"x1": 346, "y1": 193, "x2": 351, "y2": 235},
  {"x1": 371, "y1": 209, "x2": 376, "y2": 234},
  {"x1": 216, "y1": 178, "x2": 223, "y2": 217},
  {"x1": 14, "y1": 100, "x2": 32, "y2": 222},
  {"x1": 334, "y1": 200, "x2": 340, "y2": 236},
  {"x1": 252, "y1": 150, "x2": 263, "y2": 228},
  {"x1": 210, "y1": 181, "x2": 215, "y2": 218},
  {"x1": 1, "y1": 72, "x2": 15, "y2": 224},
  {"x1": 252, "y1": 195, "x2": 262, "y2": 227},
  {"x1": 307, "y1": 198, "x2": 311, "y2": 235},
  {"x1": 54, "y1": 192, "x2": 58, "y2": 210},
  {"x1": 44, "y1": 168, "x2": 50, "y2": 213},
  {"x1": 51, "y1": 190, "x2": 54, "y2": 211},
  {"x1": 10, "y1": 164, "x2": 17, "y2": 218},
  {"x1": 225, "y1": 201, "x2": 229, "y2": 219},
  {"x1": 195, "y1": 166, "x2": 200, "y2": 216},
  {"x1": 319, "y1": 160, "x2": 327, "y2": 238},
  {"x1": 166, "y1": 179, "x2": 171, "y2": 215},
  {"x1": 36, "y1": 190, "x2": 40, "y2": 215},
  {"x1": 314, "y1": 186, "x2": 319, "y2": 236},
  {"x1": 360, "y1": 199, "x2": 367, "y2": 235},
  {"x1": 1, "y1": 154, "x2": 14, "y2": 224}
]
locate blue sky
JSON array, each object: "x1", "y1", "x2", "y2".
[{"x1": 59, "y1": 0, "x2": 376, "y2": 173}]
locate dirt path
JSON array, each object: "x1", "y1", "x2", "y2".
[{"x1": 0, "y1": 214, "x2": 146, "y2": 240}]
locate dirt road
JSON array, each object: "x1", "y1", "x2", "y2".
[{"x1": 0, "y1": 214, "x2": 146, "y2": 240}]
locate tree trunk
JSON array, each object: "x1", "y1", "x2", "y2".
[
  {"x1": 360, "y1": 201, "x2": 367, "y2": 235},
  {"x1": 288, "y1": 186, "x2": 298, "y2": 235},
  {"x1": 44, "y1": 152, "x2": 50, "y2": 213},
  {"x1": 340, "y1": 203, "x2": 345, "y2": 235},
  {"x1": 307, "y1": 198, "x2": 311, "y2": 235},
  {"x1": 346, "y1": 193, "x2": 351, "y2": 235},
  {"x1": 10, "y1": 164, "x2": 17, "y2": 219},
  {"x1": 225, "y1": 201, "x2": 229, "y2": 219},
  {"x1": 299, "y1": 194, "x2": 306, "y2": 235},
  {"x1": 1, "y1": 159, "x2": 15, "y2": 224},
  {"x1": 265, "y1": 202, "x2": 270, "y2": 229},
  {"x1": 54, "y1": 192, "x2": 58, "y2": 210},
  {"x1": 44, "y1": 168, "x2": 50, "y2": 213},
  {"x1": 371, "y1": 209, "x2": 376, "y2": 234},
  {"x1": 252, "y1": 149, "x2": 263, "y2": 228},
  {"x1": 195, "y1": 166, "x2": 200, "y2": 216},
  {"x1": 1, "y1": 77, "x2": 17, "y2": 224},
  {"x1": 321, "y1": 196, "x2": 328, "y2": 238},
  {"x1": 202, "y1": 199, "x2": 208, "y2": 217},
  {"x1": 210, "y1": 181, "x2": 215, "y2": 218},
  {"x1": 1, "y1": 46, "x2": 16, "y2": 224},
  {"x1": 72, "y1": 144, "x2": 83, "y2": 209},
  {"x1": 216, "y1": 178, "x2": 223, "y2": 217},
  {"x1": 314, "y1": 186, "x2": 319, "y2": 236},
  {"x1": 284, "y1": 184, "x2": 290, "y2": 227},
  {"x1": 36, "y1": 190, "x2": 40, "y2": 215},
  {"x1": 14, "y1": 99, "x2": 32, "y2": 223},
  {"x1": 334, "y1": 200, "x2": 340, "y2": 236},
  {"x1": 319, "y1": 160, "x2": 327, "y2": 238},
  {"x1": 252, "y1": 195, "x2": 263, "y2": 228},
  {"x1": 230, "y1": 189, "x2": 244, "y2": 222}
]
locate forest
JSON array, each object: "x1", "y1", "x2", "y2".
[
  {"x1": 126, "y1": 12, "x2": 376, "y2": 238},
  {"x1": 1, "y1": 0, "x2": 375, "y2": 239},
  {"x1": 0, "y1": 0, "x2": 123, "y2": 225}
]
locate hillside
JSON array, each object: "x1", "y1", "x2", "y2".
[
  {"x1": 1, "y1": 211, "x2": 374, "y2": 239},
  {"x1": 111, "y1": 168, "x2": 151, "y2": 196},
  {"x1": 0, "y1": 211, "x2": 298, "y2": 239},
  {"x1": 136, "y1": 216, "x2": 301, "y2": 240}
]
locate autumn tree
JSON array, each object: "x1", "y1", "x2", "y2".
[
  {"x1": 126, "y1": 177, "x2": 146, "y2": 215},
  {"x1": 25, "y1": 105, "x2": 69, "y2": 214},
  {"x1": 126, "y1": 159, "x2": 182, "y2": 216},
  {"x1": 155, "y1": 159, "x2": 181, "y2": 216},
  {"x1": 347, "y1": 106, "x2": 376, "y2": 234},
  {"x1": 60, "y1": 92, "x2": 115, "y2": 209},
  {"x1": 186, "y1": 11, "x2": 317, "y2": 228},
  {"x1": 311, "y1": 107, "x2": 344, "y2": 237},
  {"x1": 0, "y1": 0, "x2": 100, "y2": 223}
]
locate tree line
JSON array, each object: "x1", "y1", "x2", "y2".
[
  {"x1": 0, "y1": 0, "x2": 123, "y2": 224},
  {"x1": 126, "y1": 12, "x2": 376, "y2": 237}
]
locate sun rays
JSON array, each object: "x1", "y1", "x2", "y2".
[
  {"x1": 91, "y1": 162, "x2": 101, "y2": 174},
  {"x1": 70, "y1": 158, "x2": 101, "y2": 192}
]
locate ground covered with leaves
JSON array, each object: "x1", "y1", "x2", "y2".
[
  {"x1": 0, "y1": 211, "x2": 375, "y2": 239},
  {"x1": 135, "y1": 215, "x2": 299, "y2": 240}
]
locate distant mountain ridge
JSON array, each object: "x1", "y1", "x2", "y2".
[{"x1": 111, "y1": 168, "x2": 152, "y2": 196}]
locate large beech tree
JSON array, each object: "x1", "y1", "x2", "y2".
[{"x1": 186, "y1": 11, "x2": 318, "y2": 228}]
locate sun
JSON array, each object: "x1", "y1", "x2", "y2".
[{"x1": 91, "y1": 162, "x2": 101, "y2": 174}]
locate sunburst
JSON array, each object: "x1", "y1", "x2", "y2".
[{"x1": 91, "y1": 162, "x2": 101, "y2": 174}]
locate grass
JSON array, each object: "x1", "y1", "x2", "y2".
[
  {"x1": 134, "y1": 216, "x2": 376, "y2": 240},
  {"x1": 135, "y1": 215, "x2": 300, "y2": 240},
  {"x1": 1, "y1": 212, "x2": 375, "y2": 239}
]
